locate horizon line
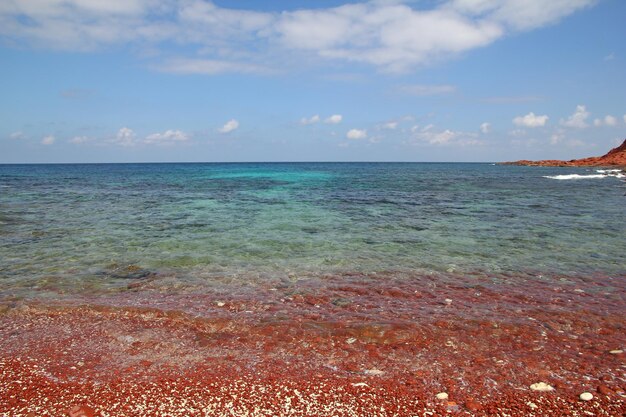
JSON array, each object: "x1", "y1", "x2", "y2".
[{"x1": 0, "y1": 161, "x2": 500, "y2": 165}]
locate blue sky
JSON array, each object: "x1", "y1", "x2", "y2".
[{"x1": 1, "y1": 0, "x2": 625, "y2": 162}]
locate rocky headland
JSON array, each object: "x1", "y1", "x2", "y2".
[{"x1": 502, "y1": 138, "x2": 626, "y2": 167}]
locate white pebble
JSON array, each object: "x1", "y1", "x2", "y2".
[
  {"x1": 609, "y1": 349, "x2": 623, "y2": 354},
  {"x1": 364, "y1": 369, "x2": 384, "y2": 376},
  {"x1": 530, "y1": 382, "x2": 554, "y2": 392},
  {"x1": 436, "y1": 392, "x2": 449, "y2": 400},
  {"x1": 444, "y1": 299, "x2": 453, "y2": 305},
  {"x1": 579, "y1": 392, "x2": 593, "y2": 401}
]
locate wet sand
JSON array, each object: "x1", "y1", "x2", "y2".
[{"x1": 1, "y1": 272, "x2": 625, "y2": 416}]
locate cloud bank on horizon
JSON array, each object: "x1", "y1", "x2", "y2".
[{"x1": 0, "y1": 0, "x2": 625, "y2": 162}]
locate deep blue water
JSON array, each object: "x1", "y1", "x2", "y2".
[{"x1": 1, "y1": 163, "x2": 624, "y2": 297}]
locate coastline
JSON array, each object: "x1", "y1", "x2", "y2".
[
  {"x1": 2, "y1": 272, "x2": 624, "y2": 416},
  {"x1": 500, "y1": 138, "x2": 626, "y2": 167},
  {"x1": 1, "y1": 163, "x2": 625, "y2": 416}
]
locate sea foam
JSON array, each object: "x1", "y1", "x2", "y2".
[
  {"x1": 544, "y1": 170, "x2": 624, "y2": 180},
  {"x1": 543, "y1": 174, "x2": 607, "y2": 180},
  {"x1": 596, "y1": 169, "x2": 622, "y2": 173}
]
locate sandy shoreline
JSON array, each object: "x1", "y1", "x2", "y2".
[{"x1": 1, "y1": 273, "x2": 624, "y2": 416}]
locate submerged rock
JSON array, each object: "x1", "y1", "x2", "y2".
[{"x1": 106, "y1": 264, "x2": 156, "y2": 280}]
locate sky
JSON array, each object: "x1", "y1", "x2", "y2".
[{"x1": 1, "y1": 0, "x2": 625, "y2": 163}]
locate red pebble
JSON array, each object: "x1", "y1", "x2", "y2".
[
  {"x1": 597, "y1": 385, "x2": 613, "y2": 395},
  {"x1": 465, "y1": 399, "x2": 482, "y2": 411},
  {"x1": 67, "y1": 405, "x2": 97, "y2": 417}
]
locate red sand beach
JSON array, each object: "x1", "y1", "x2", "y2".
[{"x1": 1, "y1": 272, "x2": 625, "y2": 416}]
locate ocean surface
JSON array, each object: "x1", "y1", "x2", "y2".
[{"x1": 1, "y1": 163, "x2": 624, "y2": 300}]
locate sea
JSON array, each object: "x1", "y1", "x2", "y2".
[{"x1": 1, "y1": 163, "x2": 624, "y2": 301}]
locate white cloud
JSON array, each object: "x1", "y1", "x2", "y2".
[
  {"x1": 302, "y1": 114, "x2": 343, "y2": 125},
  {"x1": 144, "y1": 129, "x2": 189, "y2": 144},
  {"x1": 157, "y1": 58, "x2": 271, "y2": 75},
  {"x1": 69, "y1": 136, "x2": 91, "y2": 144},
  {"x1": 4, "y1": 0, "x2": 150, "y2": 17},
  {"x1": 280, "y1": 5, "x2": 504, "y2": 73},
  {"x1": 398, "y1": 84, "x2": 456, "y2": 96},
  {"x1": 593, "y1": 115, "x2": 617, "y2": 127},
  {"x1": 427, "y1": 129, "x2": 458, "y2": 145},
  {"x1": 480, "y1": 122, "x2": 491, "y2": 134},
  {"x1": 560, "y1": 105, "x2": 590, "y2": 128},
  {"x1": 346, "y1": 128, "x2": 367, "y2": 140},
  {"x1": 550, "y1": 130, "x2": 565, "y2": 145},
  {"x1": 449, "y1": 0, "x2": 596, "y2": 31},
  {"x1": 604, "y1": 53, "x2": 615, "y2": 61},
  {"x1": 0, "y1": 0, "x2": 597, "y2": 73},
  {"x1": 411, "y1": 126, "x2": 480, "y2": 146},
  {"x1": 179, "y1": 0, "x2": 272, "y2": 38},
  {"x1": 606, "y1": 115, "x2": 617, "y2": 126},
  {"x1": 41, "y1": 135, "x2": 55, "y2": 145},
  {"x1": 0, "y1": 0, "x2": 151, "y2": 51},
  {"x1": 9, "y1": 131, "x2": 24, "y2": 139},
  {"x1": 325, "y1": 114, "x2": 343, "y2": 124},
  {"x1": 382, "y1": 121, "x2": 398, "y2": 130},
  {"x1": 513, "y1": 112, "x2": 548, "y2": 127},
  {"x1": 113, "y1": 127, "x2": 137, "y2": 147},
  {"x1": 300, "y1": 115, "x2": 320, "y2": 125},
  {"x1": 219, "y1": 119, "x2": 239, "y2": 133}
]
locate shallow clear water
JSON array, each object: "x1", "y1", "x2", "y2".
[{"x1": 1, "y1": 163, "x2": 624, "y2": 297}]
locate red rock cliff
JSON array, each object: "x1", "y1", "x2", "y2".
[{"x1": 503, "y1": 139, "x2": 626, "y2": 167}]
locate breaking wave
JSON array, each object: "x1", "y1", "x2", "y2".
[
  {"x1": 544, "y1": 174, "x2": 607, "y2": 180},
  {"x1": 544, "y1": 169, "x2": 624, "y2": 180}
]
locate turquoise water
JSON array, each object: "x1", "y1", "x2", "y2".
[{"x1": 0, "y1": 163, "x2": 624, "y2": 297}]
